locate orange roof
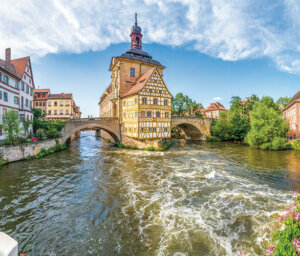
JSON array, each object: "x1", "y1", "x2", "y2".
[
  {"x1": 34, "y1": 89, "x2": 50, "y2": 93},
  {"x1": 122, "y1": 68, "x2": 155, "y2": 97},
  {"x1": 11, "y1": 57, "x2": 29, "y2": 77},
  {"x1": 48, "y1": 93, "x2": 73, "y2": 99},
  {"x1": 203, "y1": 102, "x2": 227, "y2": 112}
]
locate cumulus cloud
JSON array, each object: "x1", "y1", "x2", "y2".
[
  {"x1": 213, "y1": 97, "x2": 221, "y2": 101},
  {"x1": 1, "y1": 0, "x2": 300, "y2": 74}
]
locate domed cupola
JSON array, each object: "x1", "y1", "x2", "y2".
[{"x1": 130, "y1": 13, "x2": 142, "y2": 49}]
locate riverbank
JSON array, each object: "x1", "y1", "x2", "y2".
[{"x1": 0, "y1": 139, "x2": 67, "y2": 165}]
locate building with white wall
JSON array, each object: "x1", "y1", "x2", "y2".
[{"x1": 0, "y1": 48, "x2": 35, "y2": 142}]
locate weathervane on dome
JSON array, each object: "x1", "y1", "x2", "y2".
[{"x1": 135, "y1": 13, "x2": 138, "y2": 26}]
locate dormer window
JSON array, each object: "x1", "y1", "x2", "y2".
[{"x1": 130, "y1": 68, "x2": 135, "y2": 77}]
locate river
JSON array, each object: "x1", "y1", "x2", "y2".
[{"x1": 0, "y1": 131, "x2": 300, "y2": 256}]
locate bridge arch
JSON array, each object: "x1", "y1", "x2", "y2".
[
  {"x1": 171, "y1": 117, "x2": 212, "y2": 140},
  {"x1": 61, "y1": 118, "x2": 121, "y2": 144}
]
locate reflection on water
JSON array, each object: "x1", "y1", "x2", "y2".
[{"x1": 0, "y1": 131, "x2": 299, "y2": 256}]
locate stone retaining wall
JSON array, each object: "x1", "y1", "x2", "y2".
[
  {"x1": 122, "y1": 136, "x2": 163, "y2": 150},
  {"x1": 0, "y1": 139, "x2": 57, "y2": 164}
]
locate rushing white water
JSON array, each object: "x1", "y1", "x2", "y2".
[
  {"x1": 104, "y1": 148, "x2": 294, "y2": 256},
  {"x1": 0, "y1": 132, "x2": 299, "y2": 255}
]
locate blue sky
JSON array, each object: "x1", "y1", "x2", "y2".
[{"x1": 1, "y1": 0, "x2": 300, "y2": 117}]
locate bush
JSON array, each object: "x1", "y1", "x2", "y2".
[
  {"x1": 210, "y1": 112, "x2": 232, "y2": 141},
  {"x1": 36, "y1": 129, "x2": 47, "y2": 140},
  {"x1": 118, "y1": 143, "x2": 125, "y2": 148},
  {"x1": 46, "y1": 127, "x2": 59, "y2": 139},
  {"x1": 292, "y1": 140, "x2": 300, "y2": 150},
  {"x1": 245, "y1": 102, "x2": 290, "y2": 150},
  {"x1": 161, "y1": 140, "x2": 171, "y2": 151},
  {"x1": 268, "y1": 192, "x2": 300, "y2": 255},
  {"x1": 2, "y1": 110, "x2": 22, "y2": 144},
  {"x1": 206, "y1": 136, "x2": 221, "y2": 142},
  {"x1": 33, "y1": 143, "x2": 67, "y2": 159},
  {"x1": 144, "y1": 146, "x2": 155, "y2": 151}
]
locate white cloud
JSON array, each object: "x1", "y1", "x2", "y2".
[
  {"x1": 213, "y1": 97, "x2": 221, "y2": 101},
  {"x1": 1, "y1": 0, "x2": 300, "y2": 74}
]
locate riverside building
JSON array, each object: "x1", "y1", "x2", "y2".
[
  {"x1": 283, "y1": 91, "x2": 300, "y2": 139},
  {"x1": 201, "y1": 102, "x2": 227, "y2": 119},
  {"x1": 99, "y1": 14, "x2": 172, "y2": 143},
  {"x1": 0, "y1": 48, "x2": 34, "y2": 141},
  {"x1": 33, "y1": 89, "x2": 81, "y2": 120}
]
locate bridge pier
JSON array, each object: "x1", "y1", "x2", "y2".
[{"x1": 95, "y1": 129, "x2": 101, "y2": 137}]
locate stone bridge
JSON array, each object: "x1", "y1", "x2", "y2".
[
  {"x1": 61, "y1": 116, "x2": 213, "y2": 144},
  {"x1": 61, "y1": 118, "x2": 121, "y2": 144},
  {"x1": 171, "y1": 116, "x2": 213, "y2": 140}
]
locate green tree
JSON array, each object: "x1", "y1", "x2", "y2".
[
  {"x1": 228, "y1": 111, "x2": 250, "y2": 141},
  {"x1": 260, "y1": 96, "x2": 279, "y2": 111},
  {"x1": 172, "y1": 93, "x2": 201, "y2": 116},
  {"x1": 229, "y1": 96, "x2": 242, "y2": 111},
  {"x1": 210, "y1": 112, "x2": 232, "y2": 140},
  {"x1": 276, "y1": 97, "x2": 292, "y2": 110},
  {"x1": 23, "y1": 119, "x2": 32, "y2": 135},
  {"x1": 245, "y1": 102, "x2": 291, "y2": 150},
  {"x1": 2, "y1": 110, "x2": 22, "y2": 144},
  {"x1": 228, "y1": 96, "x2": 252, "y2": 141}
]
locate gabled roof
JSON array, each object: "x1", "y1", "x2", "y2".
[
  {"x1": 204, "y1": 102, "x2": 227, "y2": 112},
  {"x1": 0, "y1": 59, "x2": 20, "y2": 78},
  {"x1": 122, "y1": 68, "x2": 155, "y2": 97},
  {"x1": 284, "y1": 90, "x2": 300, "y2": 110},
  {"x1": 11, "y1": 56, "x2": 29, "y2": 78}
]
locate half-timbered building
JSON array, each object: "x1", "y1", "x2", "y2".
[{"x1": 99, "y1": 14, "x2": 172, "y2": 141}]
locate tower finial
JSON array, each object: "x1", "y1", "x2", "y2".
[{"x1": 135, "y1": 13, "x2": 137, "y2": 26}]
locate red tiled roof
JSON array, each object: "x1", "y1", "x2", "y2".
[
  {"x1": 122, "y1": 67, "x2": 155, "y2": 97},
  {"x1": 34, "y1": 89, "x2": 50, "y2": 93},
  {"x1": 11, "y1": 57, "x2": 29, "y2": 78},
  {"x1": 48, "y1": 93, "x2": 73, "y2": 99},
  {"x1": 203, "y1": 102, "x2": 227, "y2": 112},
  {"x1": 0, "y1": 59, "x2": 19, "y2": 78}
]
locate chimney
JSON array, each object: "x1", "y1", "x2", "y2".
[{"x1": 5, "y1": 48, "x2": 11, "y2": 70}]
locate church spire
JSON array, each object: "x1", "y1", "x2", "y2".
[{"x1": 130, "y1": 13, "x2": 142, "y2": 49}]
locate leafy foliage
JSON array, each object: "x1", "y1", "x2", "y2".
[
  {"x1": 33, "y1": 143, "x2": 67, "y2": 159},
  {"x1": 23, "y1": 119, "x2": 32, "y2": 135},
  {"x1": 210, "y1": 95, "x2": 292, "y2": 150},
  {"x1": 2, "y1": 110, "x2": 22, "y2": 145},
  {"x1": 245, "y1": 102, "x2": 291, "y2": 150},
  {"x1": 269, "y1": 192, "x2": 300, "y2": 256},
  {"x1": 32, "y1": 108, "x2": 65, "y2": 140},
  {"x1": 172, "y1": 93, "x2": 202, "y2": 116},
  {"x1": 210, "y1": 112, "x2": 232, "y2": 141},
  {"x1": 206, "y1": 136, "x2": 221, "y2": 142},
  {"x1": 292, "y1": 140, "x2": 300, "y2": 150},
  {"x1": 276, "y1": 97, "x2": 292, "y2": 110},
  {"x1": 36, "y1": 129, "x2": 47, "y2": 140}
]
